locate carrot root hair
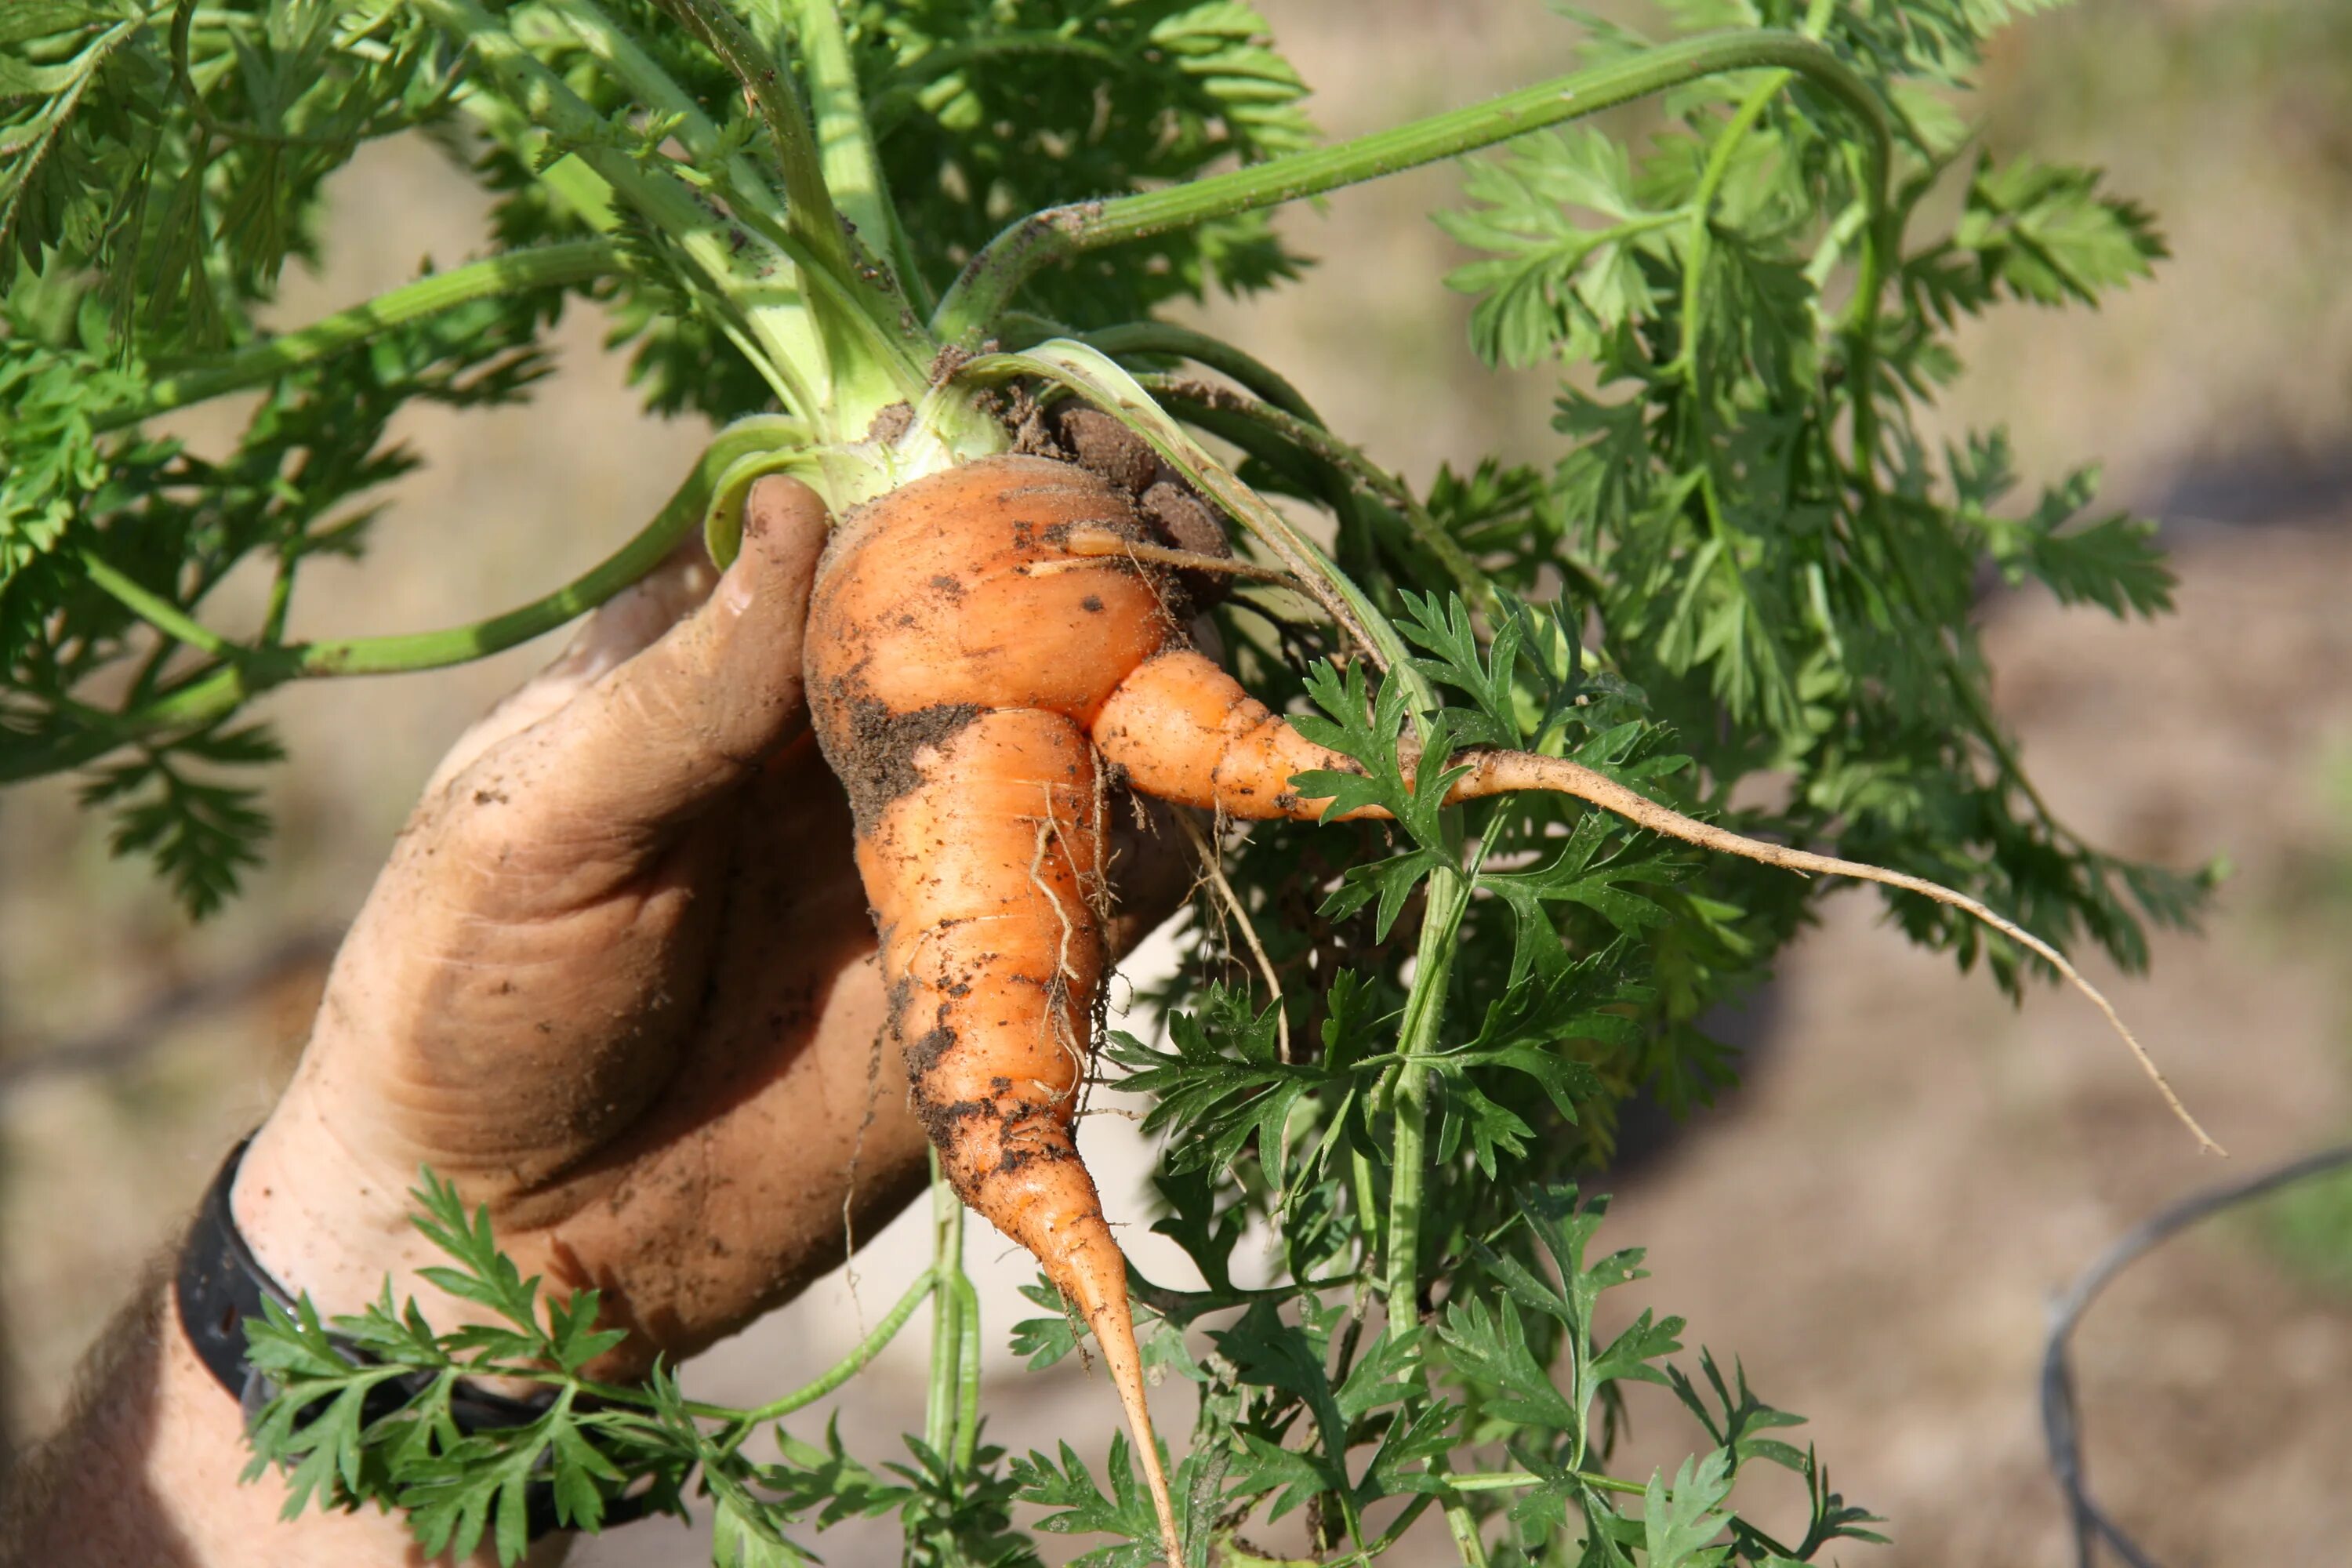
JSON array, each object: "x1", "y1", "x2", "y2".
[{"x1": 1446, "y1": 750, "x2": 2224, "y2": 1157}]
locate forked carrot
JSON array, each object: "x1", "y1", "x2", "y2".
[
  {"x1": 807, "y1": 452, "x2": 2216, "y2": 1568},
  {"x1": 807, "y1": 457, "x2": 1191, "y2": 1563}
]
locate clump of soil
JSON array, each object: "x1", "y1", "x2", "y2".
[{"x1": 1018, "y1": 402, "x2": 1236, "y2": 612}]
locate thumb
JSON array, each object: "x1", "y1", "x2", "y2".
[{"x1": 448, "y1": 475, "x2": 833, "y2": 851}]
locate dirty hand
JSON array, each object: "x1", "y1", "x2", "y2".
[{"x1": 230, "y1": 475, "x2": 1180, "y2": 1375}]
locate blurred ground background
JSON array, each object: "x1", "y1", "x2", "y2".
[{"x1": 5, "y1": 1, "x2": 2352, "y2": 1563}]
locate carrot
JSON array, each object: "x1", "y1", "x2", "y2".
[
  {"x1": 807, "y1": 449, "x2": 2215, "y2": 1567},
  {"x1": 806, "y1": 456, "x2": 1192, "y2": 1564}
]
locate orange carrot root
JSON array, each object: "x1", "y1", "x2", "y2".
[
  {"x1": 808, "y1": 447, "x2": 2212, "y2": 1568},
  {"x1": 808, "y1": 457, "x2": 1191, "y2": 1563},
  {"x1": 1058, "y1": 1210, "x2": 1184, "y2": 1566}
]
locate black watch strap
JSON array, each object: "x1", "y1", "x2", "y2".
[
  {"x1": 176, "y1": 1136, "x2": 656, "y2": 1539},
  {"x1": 175, "y1": 1137, "x2": 279, "y2": 1411}
]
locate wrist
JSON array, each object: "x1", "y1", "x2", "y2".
[
  {"x1": 10, "y1": 1250, "x2": 512, "y2": 1568},
  {"x1": 190, "y1": 1131, "x2": 627, "y2": 1558},
  {"x1": 153, "y1": 1285, "x2": 474, "y2": 1567},
  {"x1": 232, "y1": 1089, "x2": 485, "y2": 1327}
]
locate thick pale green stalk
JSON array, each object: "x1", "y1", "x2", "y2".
[
  {"x1": 786, "y1": 0, "x2": 939, "y2": 316},
  {"x1": 531, "y1": 0, "x2": 787, "y2": 227},
  {"x1": 643, "y1": 0, "x2": 927, "y2": 430},
  {"x1": 952, "y1": 1275, "x2": 982, "y2": 1471},
  {"x1": 650, "y1": 0, "x2": 843, "y2": 277},
  {"x1": 1351, "y1": 1147, "x2": 1384, "y2": 1276},
  {"x1": 793, "y1": 0, "x2": 903, "y2": 271},
  {"x1": 924, "y1": 1149, "x2": 968, "y2": 1461},
  {"x1": 531, "y1": 0, "x2": 720, "y2": 141},
  {"x1": 934, "y1": 31, "x2": 1889, "y2": 343},
  {"x1": 420, "y1": 0, "x2": 936, "y2": 428},
  {"x1": 996, "y1": 314, "x2": 1324, "y2": 426},
  {"x1": 412, "y1": 0, "x2": 825, "y2": 412},
  {"x1": 448, "y1": 87, "x2": 620, "y2": 233},
  {"x1": 1382, "y1": 860, "x2": 1489, "y2": 1568},
  {"x1": 1381, "y1": 868, "x2": 1469, "y2": 1336},
  {"x1": 100, "y1": 241, "x2": 620, "y2": 430},
  {"x1": 454, "y1": 87, "x2": 820, "y2": 405},
  {"x1": 1443, "y1": 1495, "x2": 1494, "y2": 1568}
]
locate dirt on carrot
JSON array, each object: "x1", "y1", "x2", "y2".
[
  {"x1": 831, "y1": 699, "x2": 985, "y2": 830},
  {"x1": 1020, "y1": 402, "x2": 1235, "y2": 611}
]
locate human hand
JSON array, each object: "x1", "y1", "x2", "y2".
[
  {"x1": 31, "y1": 478, "x2": 1185, "y2": 1568},
  {"x1": 230, "y1": 476, "x2": 1186, "y2": 1377}
]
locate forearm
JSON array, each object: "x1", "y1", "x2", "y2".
[{"x1": 0, "y1": 1253, "x2": 564, "y2": 1568}]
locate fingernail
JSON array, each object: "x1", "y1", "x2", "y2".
[
  {"x1": 720, "y1": 558, "x2": 758, "y2": 615},
  {"x1": 742, "y1": 485, "x2": 775, "y2": 542}
]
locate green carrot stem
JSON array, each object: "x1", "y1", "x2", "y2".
[
  {"x1": 724, "y1": 1267, "x2": 937, "y2": 1431},
  {"x1": 1140, "y1": 377, "x2": 1495, "y2": 613},
  {"x1": 923, "y1": 1149, "x2": 967, "y2": 1459},
  {"x1": 78, "y1": 550, "x2": 235, "y2": 658},
  {"x1": 3, "y1": 418, "x2": 804, "y2": 783},
  {"x1": 100, "y1": 241, "x2": 620, "y2": 430},
  {"x1": 934, "y1": 31, "x2": 1888, "y2": 343}
]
